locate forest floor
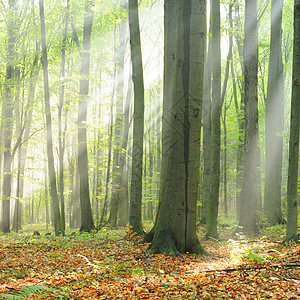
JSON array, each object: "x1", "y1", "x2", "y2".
[{"x1": 0, "y1": 222, "x2": 299, "y2": 299}]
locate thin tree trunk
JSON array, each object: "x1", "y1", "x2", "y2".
[
  {"x1": 13, "y1": 0, "x2": 40, "y2": 232},
  {"x1": 231, "y1": 61, "x2": 243, "y2": 219},
  {"x1": 284, "y1": 0, "x2": 300, "y2": 243},
  {"x1": 45, "y1": 167, "x2": 50, "y2": 230},
  {"x1": 58, "y1": 0, "x2": 70, "y2": 232},
  {"x1": 12, "y1": 50, "x2": 39, "y2": 232},
  {"x1": 31, "y1": 185, "x2": 35, "y2": 224},
  {"x1": 264, "y1": 0, "x2": 284, "y2": 225},
  {"x1": 99, "y1": 76, "x2": 115, "y2": 226},
  {"x1": 128, "y1": 0, "x2": 145, "y2": 236},
  {"x1": 223, "y1": 102, "x2": 228, "y2": 216},
  {"x1": 109, "y1": 20, "x2": 126, "y2": 227},
  {"x1": 78, "y1": 0, "x2": 95, "y2": 232},
  {"x1": 155, "y1": 84, "x2": 162, "y2": 200},
  {"x1": 147, "y1": 94, "x2": 154, "y2": 220},
  {"x1": 206, "y1": 0, "x2": 221, "y2": 239},
  {"x1": 95, "y1": 132, "x2": 102, "y2": 225},
  {"x1": 118, "y1": 67, "x2": 133, "y2": 227},
  {"x1": 143, "y1": 132, "x2": 148, "y2": 219},
  {"x1": 239, "y1": 0, "x2": 259, "y2": 235},
  {"x1": 68, "y1": 135, "x2": 76, "y2": 229},
  {"x1": 220, "y1": 4, "x2": 233, "y2": 218},
  {"x1": 201, "y1": 8, "x2": 211, "y2": 225},
  {"x1": 12, "y1": 67, "x2": 22, "y2": 232},
  {"x1": 1, "y1": 0, "x2": 17, "y2": 234},
  {"x1": 232, "y1": 0, "x2": 245, "y2": 220},
  {"x1": 39, "y1": 0, "x2": 62, "y2": 236}
]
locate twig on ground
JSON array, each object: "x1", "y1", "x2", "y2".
[{"x1": 203, "y1": 264, "x2": 300, "y2": 273}]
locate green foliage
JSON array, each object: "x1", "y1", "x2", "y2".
[
  {"x1": 261, "y1": 224, "x2": 286, "y2": 241},
  {"x1": 130, "y1": 266, "x2": 145, "y2": 276},
  {"x1": 256, "y1": 210, "x2": 268, "y2": 228},
  {"x1": 0, "y1": 285, "x2": 54, "y2": 300},
  {"x1": 244, "y1": 247, "x2": 266, "y2": 263}
]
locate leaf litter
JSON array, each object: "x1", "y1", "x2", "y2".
[{"x1": 0, "y1": 226, "x2": 299, "y2": 299}]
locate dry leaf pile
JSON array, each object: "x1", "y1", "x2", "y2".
[{"x1": 0, "y1": 227, "x2": 299, "y2": 299}]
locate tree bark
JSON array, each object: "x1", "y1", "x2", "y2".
[
  {"x1": 146, "y1": 0, "x2": 206, "y2": 255},
  {"x1": 264, "y1": 0, "x2": 284, "y2": 225},
  {"x1": 1, "y1": 0, "x2": 17, "y2": 234},
  {"x1": 232, "y1": 0, "x2": 245, "y2": 220},
  {"x1": 99, "y1": 72, "x2": 114, "y2": 226},
  {"x1": 109, "y1": 20, "x2": 126, "y2": 227},
  {"x1": 58, "y1": 0, "x2": 70, "y2": 233},
  {"x1": 239, "y1": 0, "x2": 259, "y2": 235},
  {"x1": 206, "y1": 0, "x2": 221, "y2": 240},
  {"x1": 200, "y1": 0, "x2": 210, "y2": 226},
  {"x1": 39, "y1": 0, "x2": 62, "y2": 236},
  {"x1": 284, "y1": 0, "x2": 300, "y2": 243},
  {"x1": 118, "y1": 67, "x2": 133, "y2": 227},
  {"x1": 12, "y1": 50, "x2": 39, "y2": 232},
  {"x1": 78, "y1": 0, "x2": 95, "y2": 232},
  {"x1": 128, "y1": 0, "x2": 145, "y2": 236},
  {"x1": 155, "y1": 84, "x2": 162, "y2": 201}
]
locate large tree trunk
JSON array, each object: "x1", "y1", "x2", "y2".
[
  {"x1": 239, "y1": 0, "x2": 259, "y2": 235},
  {"x1": 146, "y1": 0, "x2": 206, "y2": 256},
  {"x1": 78, "y1": 0, "x2": 95, "y2": 232},
  {"x1": 205, "y1": 0, "x2": 221, "y2": 239},
  {"x1": 284, "y1": 0, "x2": 300, "y2": 243},
  {"x1": 128, "y1": 0, "x2": 145, "y2": 236},
  {"x1": 264, "y1": 0, "x2": 284, "y2": 225},
  {"x1": 39, "y1": 0, "x2": 62, "y2": 236}
]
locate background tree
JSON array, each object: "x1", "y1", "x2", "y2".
[
  {"x1": 58, "y1": 0, "x2": 70, "y2": 233},
  {"x1": 0, "y1": 0, "x2": 297, "y2": 242},
  {"x1": 232, "y1": 0, "x2": 245, "y2": 220},
  {"x1": 39, "y1": 0, "x2": 63, "y2": 236},
  {"x1": 284, "y1": 0, "x2": 300, "y2": 243},
  {"x1": 128, "y1": 0, "x2": 145, "y2": 236},
  {"x1": 205, "y1": 0, "x2": 221, "y2": 239},
  {"x1": 78, "y1": 0, "x2": 95, "y2": 232},
  {"x1": 109, "y1": 14, "x2": 127, "y2": 227},
  {"x1": 264, "y1": 0, "x2": 285, "y2": 225},
  {"x1": 239, "y1": 0, "x2": 259, "y2": 235},
  {"x1": 201, "y1": 10, "x2": 211, "y2": 226},
  {"x1": 1, "y1": 0, "x2": 17, "y2": 233}
]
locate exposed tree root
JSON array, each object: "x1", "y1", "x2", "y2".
[
  {"x1": 146, "y1": 229, "x2": 180, "y2": 256},
  {"x1": 204, "y1": 234, "x2": 220, "y2": 241},
  {"x1": 146, "y1": 228, "x2": 206, "y2": 256},
  {"x1": 187, "y1": 241, "x2": 207, "y2": 255},
  {"x1": 282, "y1": 235, "x2": 299, "y2": 245},
  {"x1": 142, "y1": 228, "x2": 154, "y2": 243}
]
